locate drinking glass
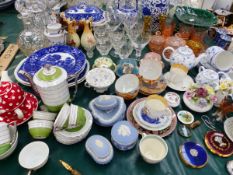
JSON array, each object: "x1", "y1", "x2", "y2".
[
  {"x1": 119, "y1": 39, "x2": 134, "y2": 59},
  {"x1": 129, "y1": 33, "x2": 151, "y2": 58},
  {"x1": 94, "y1": 32, "x2": 109, "y2": 44},
  {"x1": 96, "y1": 41, "x2": 112, "y2": 56}
]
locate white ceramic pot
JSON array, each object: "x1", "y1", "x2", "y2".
[
  {"x1": 195, "y1": 66, "x2": 230, "y2": 90},
  {"x1": 139, "y1": 134, "x2": 168, "y2": 164}
]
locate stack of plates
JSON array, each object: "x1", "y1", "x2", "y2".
[
  {"x1": 14, "y1": 45, "x2": 89, "y2": 87},
  {"x1": 0, "y1": 0, "x2": 14, "y2": 10},
  {"x1": 127, "y1": 98, "x2": 177, "y2": 137}
]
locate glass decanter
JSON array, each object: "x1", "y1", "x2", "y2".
[{"x1": 17, "y1": 14, "x2": 48, "y2": 56}]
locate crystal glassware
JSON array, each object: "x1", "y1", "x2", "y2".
[
  {"x1": 96, "y1": 41, "x2": 112, "y2": 56},
  {"x1": 119, "y1": 39, "x2": 134, "y2": 59}
]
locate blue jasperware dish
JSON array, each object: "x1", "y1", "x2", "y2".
[
  {"x1": 179, "y1": 141, "x2": 208, "y2": 168},
  {"x1": 94, "y1": 95, "x2": 118, "y2": 111},
  {"x1": 85, "y1": 135, "x2": 114, "y2": 164},
  {"x1": 89, "y1": 95, "x2": 126, "y2": 127},
  {"x1": 64, "y1": 3, "x2": 105, "y2": 23},
  {"x1": 18, "y1": 45, "x2": 86, "y2": 81},
  {"x1": 111, "y1": 120, "x2": 138, "y2": 151}
]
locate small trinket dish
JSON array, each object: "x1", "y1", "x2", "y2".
[
  {"x1": 111, "y1": 121, "x2": 138, "y2": 151},
  {"x1": 164, "y1": 92, "x2": 180, "y2": 108},
  {"x1": 204, "y1": 131, "x2": 233, "y2": 157},
  {"x1": 177, "y1": 111, "x2": 194, "y2": 125},
  {"x1": 179, "y1": 141, "x2": 208, "y2": 168},
  {"x1": 89, "y1": 95, "x2": 126, "y2": 127},
  {"x1": 85, "y1": 135, "x2": 114, "y2": 164},
  {"x1": 178, "y1": 124, "x2": 192, "y2": 138}
]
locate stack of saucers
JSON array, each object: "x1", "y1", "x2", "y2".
[
  {"x1": 53, "y1": 103, "x2": 93, "y2": 145},
  {"x1": 127, "y1": 95, "x2": 177, "y2": 137}
]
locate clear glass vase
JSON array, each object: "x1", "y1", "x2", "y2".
[{"x1": 17, "y1": 14, "x2": 48, "y2": 56}]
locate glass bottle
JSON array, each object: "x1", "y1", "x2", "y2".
[{"x1": 17, "y1": 14, "x2": 48, "y2": 56}]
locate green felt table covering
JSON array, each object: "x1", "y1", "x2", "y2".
[{"x1": 0, "y1": 7, "x2": 231, "y2": 175}]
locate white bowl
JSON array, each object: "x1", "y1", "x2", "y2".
[
  {"x1": 139, "y1": 134, "x2": 168, "y2": 164},
  {"x1": 115, "y1": 74, "x2": 139, "y2": 100},
  {"x1": 33, "y1": 111, "x2": 57, "y2": 121},
  {"x1": 85, "y1": 68, "x2": 116, "y2": 93}
]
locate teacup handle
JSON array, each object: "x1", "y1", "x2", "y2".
[
  {"x1": 14, "y1": 108, "x2": 24, "y2": 119},
  {"x1": 198, "y1": 66, "x2": 206, "y2": 73},
  {"x1": 162, "y1": 47, "x2": 175, "y2": 62},
  {"x1": 84, "y1": 82, "x2": 91, "y2": 88}
]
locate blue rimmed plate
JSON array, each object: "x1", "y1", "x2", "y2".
[{"x1": 14, "y1": 58, "x2": 90, "y2": 87}]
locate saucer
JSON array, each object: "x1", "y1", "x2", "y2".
[
  {"x1": 0, "y1": 93, "x2": 38, "y2": 126},
  {"x1": 164, "y1": 92, "x2": 180, "y2": 108},
  {"x1": 164, "y1": 72, "x2": 194, "y2": 91},
  {"x1": 127, "y1": 98, "x2": 177, "y2": 137},
  {"x1": 177, "y1": 110, "x2": 194, "y2": 125},
  {"x1": 183, "y1": 93, "x2": 213, "y2": 113},
  {"x1": 139, "y1": 78, "x2": 167, "y2": 95},
  {"x1": 133, "y1": 101, "x2": 173, "y2": 131}
]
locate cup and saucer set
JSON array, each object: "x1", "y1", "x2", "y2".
[{"x1": 127, "y1": 95, "x2": 177, "y2": 137}]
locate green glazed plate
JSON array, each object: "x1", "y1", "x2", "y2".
[{"x1": 175, "y1": 6, "x2": 217, "y2": 28}]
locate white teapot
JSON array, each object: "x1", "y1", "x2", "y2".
[
  {"x1": 162, "y1": 45, "x2": 205, "y2": 70},
  {"x1": 195, "y1": 66, "x2": 230, "y2": 90}
]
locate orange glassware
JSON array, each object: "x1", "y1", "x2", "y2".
[
  {"x1": 186, "y1": 40, "x2": 205, "y2": 57},
  {"x1": 179, "y1": 24, "x2": 194, "y2": 40},
  {"x1": 191, "y1": 28, "x2": 206, "y2": 42},
  {"x1": 149, "y1": 31, "x2": 166, "y2": 55},
  {"x1": 162, "y1": 18, "x2": 175, "y2": 38}
]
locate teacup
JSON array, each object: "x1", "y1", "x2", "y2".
[
  {"x1": 143, "y1": 95, "x2": 170, "y2": 123},
  {"x1": 28, "y1": 120, "x2": 53, "y2": 139},
  {"x1": 0, "y1": 142, "x2": 11, "y2": 155},
  {"x1": 115, "y1": 74, "x2": 139, "y2": 100},
  {"x1": 166, "y1": 64, "x2": 188, "y2": 85},
  {"x1": 139, "y1": 134, "x2": 168, "y2": 164},
  {"x1": 0, "y1": 122, "x2": 11, "y2": 145},
  {"x1": 92, "y1": 57, "x2": 116, "y2": 72},
  {"x1": 139, "y1": 57, "x2": 163, "y2": 84},
  {"x1": 116, "y1": 58, "x2": 139, "y2": 77},
  {"x1": 46, "y1": 23, "x2": 62, "y2": 34}
]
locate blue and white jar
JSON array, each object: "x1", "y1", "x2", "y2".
[
  {"x1": 111, "y1": 120, "x2": 138, "y2": 151},
  {"x1": 142, "y1": 0, "x2": 170, "y2": 32}
]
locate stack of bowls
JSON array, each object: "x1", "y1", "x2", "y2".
[
  {"x1": 53, "y1": 103, "x2": 93, "y2": 145},
  {"x1": 28, "y1": 111, "x2": 56, "y2": 139},
  {"x1": 0, "y1": 122, "x2": 18, "y2": 160}
]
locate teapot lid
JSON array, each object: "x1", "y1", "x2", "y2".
[
  {"x1": 177, "y1": 46, "x2": 194, "y2": 56},
  {"x1": 34, "y1": 64, "x2": 67, "y2": 87},
  {"x1": 0, "y1": 81, "x2": 11, "y2": 96}
]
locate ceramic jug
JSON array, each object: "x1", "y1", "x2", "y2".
[
  {"x1": 195, "y1": 66, "x2": 230, "y2": 90},
  {"x1": 20, "y1": 65, "x2": 70, "y2": 112},
  {"x1": 162, "y1": 45, "x2": 204, "y2": 70},
  {"x1": 67, "y1": 20, "x2": 80, "y2": 47}
]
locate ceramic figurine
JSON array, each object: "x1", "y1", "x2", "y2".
[
  {"x1": 20, "y1": 65, "x2": 70, "y2": 113},
  {"x1": 89, "y1": 95, "x2": 126, "y2": 127},
  {"x1": 81, "y1": 19, "x2": 96, "y2": 58},
  {"x1": 67, "y1": 20, "x2": 80, "y2": 47}
]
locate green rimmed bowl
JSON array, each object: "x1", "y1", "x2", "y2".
[{"x1": 28, "y1": 120, "x2": 53, "y2": 139}]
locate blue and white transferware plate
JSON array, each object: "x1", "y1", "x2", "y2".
[
  {"x1": 179, "y1": 141, "x2": 208, "y2": 168},
  {"x1": 132, "y1": 101, "x2": 173, "y2": 131},
  {"x1": 111, "y1": 120, "x2": 138, "y2": 151},
  {"x1": 63, "y1": 3, "x2": 106, "y2": 24},
  {"x1": 85, "y1": 135, "x2": 114, "y2": 164},
  {"x1": 89, "y1": 95, "x2": 126, "y2": 127},
  {"x1": 14, "y1": 58, "x2": 89, "y2": 87}
]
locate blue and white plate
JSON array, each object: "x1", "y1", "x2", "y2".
[
  {"x1": 64, "y1": 3, "x2": 106, "y2": 24},
  {"x1": 132, "y1": 100, "x2": 173, "y2": 131},
  {"x1": 14, "y1": 58, "x2": 90, "y2": 87}
]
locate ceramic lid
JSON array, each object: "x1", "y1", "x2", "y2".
[
  {"x1": 85, "y1": 135, "x2": 113, "y2": 159},
  {"x1": 111, "y1": 120, "x2": 138, "y2": 146},
  {"x1": 34, "y1": 65, "x2": 67, "y2": 88},
  {"x1": 64, "y1": 3, "x2": 104, "y2": 23},
  {"x1": 0, "y1": 81, "x2": 11, "y2": 96},
  {"x1": 179, "y1": 141, "x2": 208, "y2": 168},
  {"x1": 94, "y1": 95, "x2": 118, "y2": 111},
  {"x1": 204, "y1": 131, "x2": 233, "y2": 157}
]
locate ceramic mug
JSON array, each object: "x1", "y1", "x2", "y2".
[
  {"x1": 139, "y1": 134, "x2": 168, "y2": 164},
  {"x1": 166, "y1": 65, "x2": 188, "y2": 85}
]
